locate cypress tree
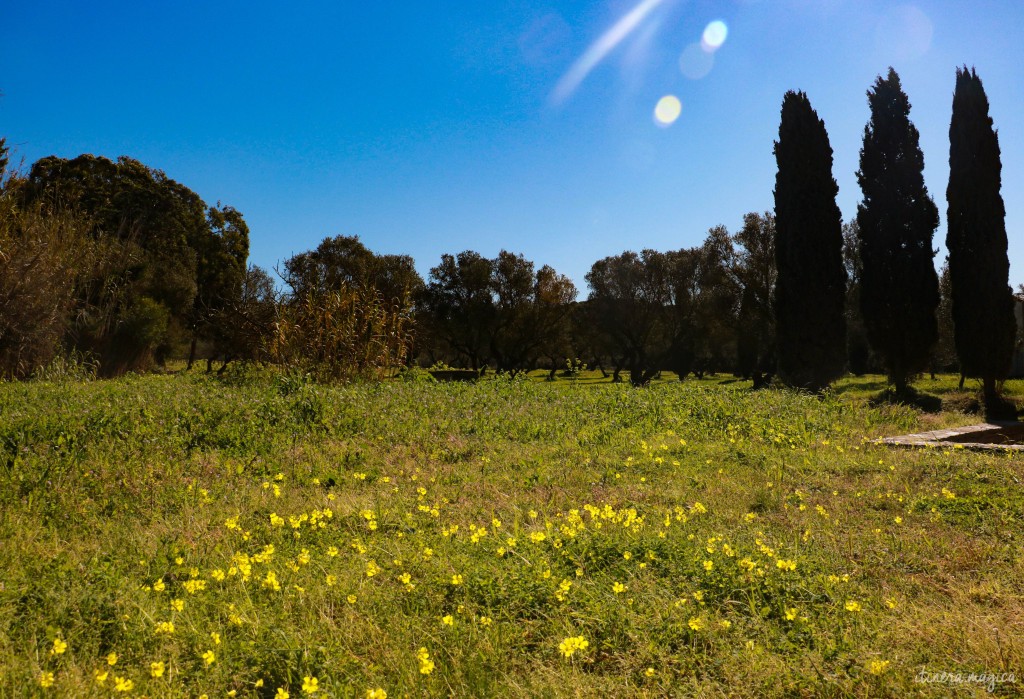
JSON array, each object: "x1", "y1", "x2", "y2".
[
  {"x1": 946, "y1": 66, "x2": 1015, "y2": 406},
  {"x1": 856, "y1": 68, "x2": 940, "y2": 394},
  {"x1": 773, "y1": 91, "x2": 847, "y2": 391}
]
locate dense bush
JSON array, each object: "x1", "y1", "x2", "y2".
[{"x1": 271, "y1": 285, "x2": 414, "y2": 382}]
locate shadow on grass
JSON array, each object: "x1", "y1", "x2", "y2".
[
  {"x1": 939, "y1": 392, "x2": 1021, "y2": 420},
  {"x1": 868, "y1": 386, "x2": 943, "y2": 413},
  {"x1": 829, "y1": 379, "x2": 889, "y2": 396},
  {"x1": 982, "y1": 396, "x2": 1020, "y2": 421},
  {"x1": 714, "y1": 378, "x2": 746, "y2": 386}
]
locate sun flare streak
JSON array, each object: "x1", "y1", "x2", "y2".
[{"x1": 551, "y1": 0, "x2": 670, "y2": 105}]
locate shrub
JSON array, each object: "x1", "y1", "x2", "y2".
[
  {"x1": 271, "y1": 285, "x2": 413, "y2": 382},
  {"x1": 0, "y1": 193, "x2": 90, "y2": 378}
]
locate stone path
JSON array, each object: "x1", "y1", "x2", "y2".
[{"x1": 876, "y1": 421, "x2": 1024, "y2": 451}]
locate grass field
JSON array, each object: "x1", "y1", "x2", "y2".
[{"x1": 1, "y1": 369, "x2": 1022, "y2": 697}]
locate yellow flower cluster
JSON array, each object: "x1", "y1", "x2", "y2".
[
  {"x1": 558, "y1": 636, "x2": 589, "y2": 658},
  {"x1": 416, "y1": 647, "x2": 435, "y2": 675}
]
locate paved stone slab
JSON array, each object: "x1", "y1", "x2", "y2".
[{"x1": 876, "y1": 421, "x2": 1024, "y2": 451}]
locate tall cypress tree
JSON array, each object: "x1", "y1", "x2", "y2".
[
  {"x1": 946, "y1": 66, "x2": 1015, "y2": 406},
  {"x1": 856, "y1": 68, "x2": 939, "y2": 394},
  {"x1": 773, "y1": 91, "x2": 847, "y2": 391}
]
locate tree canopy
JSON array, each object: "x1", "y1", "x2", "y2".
[
  {"x1": 773, "y1": 91, "x2": 846, "y2": 391},
  {"x1": 856, "y1": 69, "x2": 940, "y2": 394},
  {"x1": 20, "y1": 154, "x2": 250, "y2": 375},
  {"x1": 945, "y1": 66, "x2": 1016, "y2": 404}
]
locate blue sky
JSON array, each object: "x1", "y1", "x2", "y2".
[{"x1": 3, "y1": 0, "x2": 1022, "y2": 291}]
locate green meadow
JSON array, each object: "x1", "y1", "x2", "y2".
[{"x1": 1, "y1": 371, "x2": 1021, "y2": 697}]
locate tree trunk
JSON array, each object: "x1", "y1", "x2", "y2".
[
  {"x1": 629, "y1": 366, "x2": 657, "y2": 387},
  {"x1": 187, "y1": 333, "x2": 198, "y2": 371},
  {"x1": 893, "y1": 373, "x2": 908, "y2": 396},
  {"x1": 982, "y1": 375, "x2": 997, "y2": 406}
]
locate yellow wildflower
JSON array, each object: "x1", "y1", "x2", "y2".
[
  {"x1": 868, "y1": 659, "x2": 890, "y2": 675},
  {"x1": 558, "y1": 636, "x2": 589, "y2": 658},
  {"x1": 416, "y1": 647, "x2": 435, "y2": 675}
]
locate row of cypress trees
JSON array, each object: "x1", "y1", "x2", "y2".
[{"x1": 774, "y1": 67, "x2": 1015, "y2": 406}]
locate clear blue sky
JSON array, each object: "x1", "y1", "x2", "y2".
[{"x1": 3, "y1": 0, "x2": 1022, "y2": 292}]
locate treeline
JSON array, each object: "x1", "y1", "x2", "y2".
[
  {"x1": 0, "y1": 67, "x2": 1017, "y2": 403},
  {"x1": 0, "y1": 151, "x2": 250, "y2": 378}
]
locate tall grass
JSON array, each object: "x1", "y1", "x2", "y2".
[{"x1": 0, "y1": 373, "x2": 1020, "y2": 697}]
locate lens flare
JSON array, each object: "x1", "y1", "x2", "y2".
[
  {"x1": 551, "y1": 0, "x2": 669, "y2": 104},
  {"x1": 679, "y1": 42, "x2": 714, "y2": 79},
  {"x1": 701, "y1": 20, "x2": 728, "y2": 52},
  {"x1": 654, "y1": 95, "x2": 682, "y2": 126}
]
